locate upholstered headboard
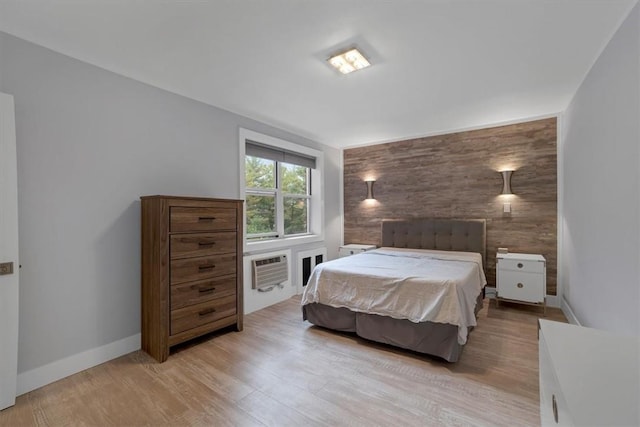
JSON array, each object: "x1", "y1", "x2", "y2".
[{"x1": 381, "y1": 219, "x2": 487, "y2": 268}]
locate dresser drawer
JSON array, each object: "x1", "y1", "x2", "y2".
[
  {"x1": 498, "y1": 258, "x2": 545, "y2": 274},
  {"x1": 171, "y1": 275, "x2": 237, "y2": 310},
  {"x1": 170, "y1": 253, "x2": 237, "y2": 284},
  {"x1": 538, "y1": 320, "x2": 639, "y2": 426},
  {"x1": 170, "y1": 207, "x2": 237, "y2": 233},
  {"x1": 170, "y1": 295, "x2": 237, "y2": 335},
  {"x1": 498, "y1": 270, "x2": 544, "y2": 303},
  {"x1": 170, "y1": 232, "x2": 236, "y2": 259},
  {"x1": 539, "y1": 328, "x2": 574, "y2": 426}
]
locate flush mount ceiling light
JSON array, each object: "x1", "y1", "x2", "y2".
[{"x1": 328, "y1": 48, "x2": 371, "y2": 74}]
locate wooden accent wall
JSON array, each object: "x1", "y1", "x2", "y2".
[{"x1": 343, "y1": 118, "x2": 557, "y2": 294}]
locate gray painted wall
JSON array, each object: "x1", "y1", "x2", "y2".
[
  {"x1": 561, "y1": 3, "x2": 639, "y2": 334},
  {"x1": 0, "y1": 31, "x2": 341, "y2": 373}
]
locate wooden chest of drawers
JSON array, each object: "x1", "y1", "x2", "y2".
[{"x1": 140, "y1": 196, "x2": 243, "y2": 362}]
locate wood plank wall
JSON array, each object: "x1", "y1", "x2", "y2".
[{"x1": 343, "y1": 118, "x2": 557, "y2": 294}]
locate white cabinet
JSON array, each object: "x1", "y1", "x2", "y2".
[
  {"x1": 539, "y1": 319, "x2": 640, "y2": 427},
  {"x1": 339, "y1": 244, "x2": 376, "y2": 258},
  {"x1": 496, "y1": 252, "x2": 546, "y2": 312}
]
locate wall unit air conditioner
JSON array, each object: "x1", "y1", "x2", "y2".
[{"x1": 252, "y1": 254, "x2": 288, "y2": 291}]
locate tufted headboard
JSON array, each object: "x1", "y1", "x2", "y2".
[{"x1": 381, "y1": 218, "x2": 487, "y2": 268}]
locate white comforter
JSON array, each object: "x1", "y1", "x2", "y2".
[{"x1": 301, "y1": 247, "x2": 487, "y2": 344}]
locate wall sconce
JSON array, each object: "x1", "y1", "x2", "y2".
[
  {"x1": 365, "y1": 180, "x2": 375, "y2": 199},
  {"x1": 500, "y1": 170, "x2": 514, "y2": 195},
  {"x1": 499, "y1": 170, "x2": 514, "y2": 213}
]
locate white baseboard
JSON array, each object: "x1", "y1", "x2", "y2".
[
  {"x1": 483, "y1": 286, "x2": 560, "y2": 308},
  {"x1": 17, "y1": 333, "x2": 140, "y2": 396},
  {"x1": 561, "y1": 297, "x2": 581, "y2": 326},
  {"x1": 545, "y1": 294, "x2": 560, "y2": 308}
]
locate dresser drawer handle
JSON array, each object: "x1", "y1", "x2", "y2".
[
  {"x1": 517, "y1": 263, "x2": 523, "y2": 268},
  {"x1": 198, "y1": 287, "x2": 216, "y2": 293},
  {"x1": 552, "y1": 394, "x2": 558, "y2": 423},
  {"x1": 198, "y1": 216, "x2": 216, "y2": 221},
  {"x1": 198, "y1": 242, "x2": 216, "y2": 247},
  {"x1": 198, "y1": 308, "x2": 216, "y2": 316},
  {"x1": 517, "y1": 282, "x2": 524, "y2": 288},
  {"x1": 198, "y1": 265, "x2": 216, "y2": 271}
]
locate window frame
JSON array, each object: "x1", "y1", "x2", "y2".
[
  {"x1": 239, "y1": 128, "x2": 324, "y2": 252},
  {"x1": 244, "y1": 189, "x2": 278, "y2": 239},
  {"x1": 279, "y1": 162, "x2": 311, "y2": 237}
]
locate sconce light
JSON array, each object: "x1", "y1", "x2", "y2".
[
  {"x1": 365, "y1": 180, "x2": 375, "y2": 199},
  {"x1": 499, "y1": 170, "x2": 514, "y2": 213},
  {"x1": 500, "y1": 170, "x2": 514, "y2": 195}
]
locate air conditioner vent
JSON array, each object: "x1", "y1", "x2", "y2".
[{"x1": 252, "y1": 254, "x2": 288, "y2": 291}]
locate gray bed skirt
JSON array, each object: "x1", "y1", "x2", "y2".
[{"x1": 302, "y1": 293, "x2": 483, "y2": 362}]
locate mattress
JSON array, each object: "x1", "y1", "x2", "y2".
[{"x1": 301, "y1": 247, "x2": 487, "y2": 345}]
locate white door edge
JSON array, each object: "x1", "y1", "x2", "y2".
[{"x1": 0, "y1": 92, "x2": 20, "y2": 410}]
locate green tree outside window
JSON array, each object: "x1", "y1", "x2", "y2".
[{"x1": 245, "y1": 156, "x2": 310, "y2": 240}]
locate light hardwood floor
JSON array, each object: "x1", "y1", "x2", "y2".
[{"x1": 1, "y1": 297, "x2": 566, "y2": 427}]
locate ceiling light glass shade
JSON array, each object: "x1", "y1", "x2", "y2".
[
  {"x1": 328, "y1": 48, "x2": 371, "y2": 74},
  {"x1": 340, "y1": 64, "x2": 355, "y2": 74},
  {"x1": 330, "y1": 57, "x2": 344, "y2": 67},
  {"x1": 365, "y1": 180, "x2": 375, "y2": 199},
  {"x1": 500, "y1": 170, "x2": 513, "y2": 195}
]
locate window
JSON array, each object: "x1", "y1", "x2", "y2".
[
  {"x1": 245, "y1": 155, "x2": 310, "y2": 240},
  {"x1": 245, "y1": 156, "x2": 277, "y2": 239},
  {"x1": 280, "y1": 162, "x2": 310, "y2": 235},
  {"x1": 239, "y1": 129, "x2": 323, "y2": 251}
]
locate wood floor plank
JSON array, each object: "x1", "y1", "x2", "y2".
[
  {"x1": 0, "y1": 297, "x2": 566, "y2": 426},
  {"x1": 236, "y1": 390, "x2": 323, "y2": 427}
]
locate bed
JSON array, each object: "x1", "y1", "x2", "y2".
[{"x1": 301, "y1": 218, "x2": 487, "y2": 362}]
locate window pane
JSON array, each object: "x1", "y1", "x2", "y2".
[
  {"x1": 246, "y1": 156, "x2": 275, "y2": 189},
  {"x1": 281, "y1": 162, "x2": 308, "y2": 195},
  {"x1": 246, "y1": 194, "x2": 276, "y2": 235},
  {"x1": 284, "y1": 197, "x2": 308, "y2": 235}
]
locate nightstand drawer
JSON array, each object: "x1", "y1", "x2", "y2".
[
  {"x1": 339, "y1": 244, "x2": 376, "y2": 257},
  {"x1": 498, "y1": 258, "x2": 545, "y2": 274},
  {"x1": 498, "y1": 270, "x2": 544, "y2": 303}
]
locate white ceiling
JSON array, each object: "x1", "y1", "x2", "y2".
[{"x1": 0, "y1": 0, "x2": 636, "y2": 148}]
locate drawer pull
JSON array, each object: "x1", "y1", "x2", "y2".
[
  {"x1": 198, "y1": 216, "x2": 216, "y2": 221},
  {"x1": 198, "y1": 265, "x2": 216, "y2": 271},
  {"x1": 517, "y1": 282, "x2": 524, "y2": 288},
  {"x1": 198, "y1": 308, "x2": 216, "y2": 316},
  {"x1": 198, "y1": 241, "x2": 216, "y2": 247},
  {"x1": 198, "y1": 287, "x2": 216, "y2": 293},
  {"x1": 552, "y1": 394, "x2": 558, "y2": 423},
  {"x1": 517, "y1": 263, "x2": 523, "y2": 268}
]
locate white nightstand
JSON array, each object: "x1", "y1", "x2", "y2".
[
  {"x1": 339, "y1": 244, "x2": 376, "y2": 258},
  {"x1": 496, "y1": 252, "x2": 546, "y2": 314}
]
